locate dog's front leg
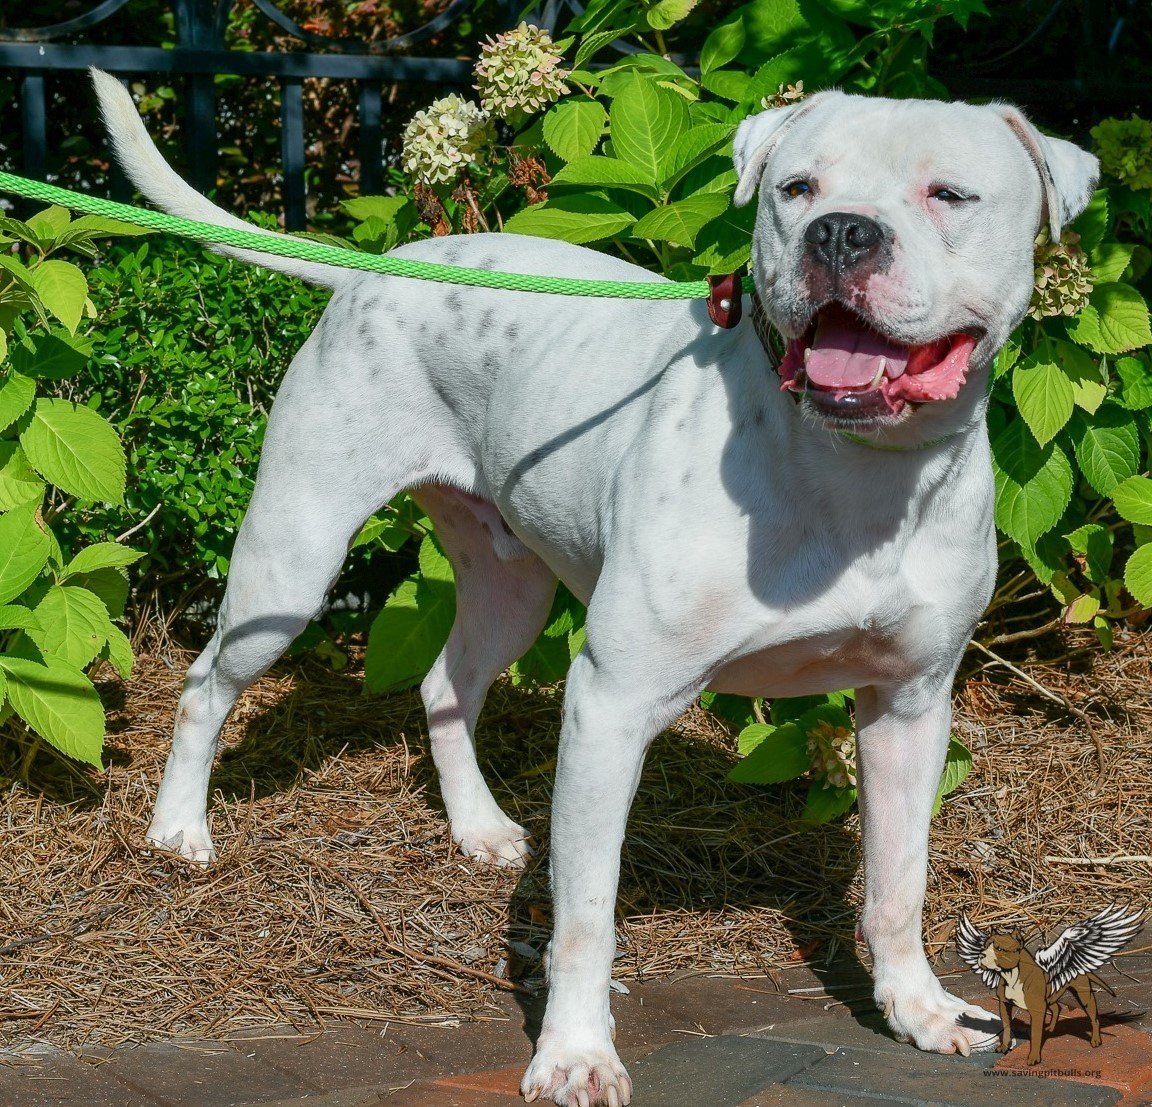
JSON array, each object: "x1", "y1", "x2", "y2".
[
  {"x1": 855, "y1": 682, "x2": 1002, "y2": 1057},
  {"x1": 521, "y1": 648, "x2": 694, "y2": 1107}
]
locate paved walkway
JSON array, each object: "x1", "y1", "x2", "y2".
[{"x1": 3, "y1": 945, "x2": 1150, "y2": 1106}]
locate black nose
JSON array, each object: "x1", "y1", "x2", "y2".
[{"x1": 804, "y1": 212, "x2": 884, "y2": 272}]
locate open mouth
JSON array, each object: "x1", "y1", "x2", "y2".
[{"x1": 777, "y1": 304, "x2": 977, "y2": 421}]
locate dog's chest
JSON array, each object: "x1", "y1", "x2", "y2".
[
  {"x1": 1002, "y1": 968, "x2": 1028, "y2": 1008},
  {"x1": 710, "y1": 565, "x2": 949, "y2": 698}
]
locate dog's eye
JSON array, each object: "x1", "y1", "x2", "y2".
[
  {"x1": 780, "y1": 180, "x2": 813, "y2": 199},
  {"x1": 930, "y1": 186, "x2": 974, "y2": 203}
]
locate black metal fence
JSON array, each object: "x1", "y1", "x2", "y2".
[
  {"x1": 0, "y1": 0, "x2": 521, "y2": 228},
  {"x1": 2, "y1": 2, "x2": 1147, "y2": 230}
]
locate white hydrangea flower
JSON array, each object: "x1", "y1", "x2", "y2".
[
  {"x1": 475, "y1": 22, "x2": 569, "y2": 119},
  {"x1": 806, "y1": 718, "x2": 857, "y2": 790},
  {"x1": 401, "y1": 94, "x2": 493, "y2": 187}
]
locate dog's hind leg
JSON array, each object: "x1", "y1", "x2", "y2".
[
  {"x1": 414, "y1": 485, "x2": 557, "y2": 868},
  {"x1": 147, "y1": 336, "x2": 441, "y2": 863}
]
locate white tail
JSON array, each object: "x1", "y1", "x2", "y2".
[{"x1": 90, "y1": 68, "x2": 346, "y2": 288}]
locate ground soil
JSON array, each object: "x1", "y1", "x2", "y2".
[{"x1": 0, "y1": 630, "x2": 1148, "y2": 1052}]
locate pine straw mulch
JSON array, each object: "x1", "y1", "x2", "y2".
[{"x1": 0, "y1": 629, "x2": 1150, "y2": 1053}]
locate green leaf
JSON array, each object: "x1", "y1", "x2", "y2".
[
  {"x1": 574, "y1": 28, "x2": 625, "y2": 70},
  {"x1": 692, "y1": 205, "x2": 755, "y2": 274},
  {"x1": 502, "y1": 194, "x2": 636, "y2": 245},
  {"x1": 417, "y1": 535, "x2": 454, "y2": 584},
  {"x1": 645, "y1": 0, "x2": 699, "y2": 29},
  {"x1": 700, "y1": 14, "x2": 746, "y2": 74},
  {"x1": 1068, "y1": 405, "x2": 1141, "y2": 496},
  {"x1": 26, "y1": 206, "x2": 71, "y2": 242},
  {"x1": 700, "y1": 69, "x2": 752, "y2": 103},
  {"x1": 362, "y1": 575, "x2": 456, "y2": 693},
  {"x1": 1124, "y1": 543, "x2": 1152, "y2": 606},
  {"x1": 28, "y1": 584, "x2": 113, "y2": 669},
  {"x1": 631, "y1": 193, "x2": 731, "y2": 248},
  {"x1": 0, "y1": 605, "x2": 39, "y2": 632},
  {"x1": 931, "y1": 738, "x2": 973, "y2": 816},
  {"x1": 737, "y1": 721, "x2": 774, "y2": 755},
  {"x1": 10, "y1": 331, "x2": 90, "y2": 380},
  {"x1": 1012, "y1": 348, "x2": 1074, "y2": 446},
  {"x1": 19, "y1": 398, "x2": 126, "y2": 503},
  {"x1": 0, "y1": 442, "x2": 45, "y2": 511},
  {"x1": 1072, "y1": 189, "x2": 1110, "y2": 254},
  {"x1": 67, "y1": 567, "x2": 129, "y2": 619},
  {"x1": 351, "y1": 513, "x2": 411, "y2": 552},
  {"x1": 0, "y1": 654, "x2": 103, "y2": 766},
  {"x1": 1116, "y1": 356, "x2": 1152, "y2": 410},
  {"x1": 0, "y1": 500, "x2": 51, "y2": 605},
  {"x1": 61, "y1": 542, "x2": 145, "y2": 579},
  {"x1": 801, "y1": 780, "x2": 856, "y2": 823},
  {"x1": 661, "y1": 123, "x2": 736, "y2": 190},
  {"x1": 1112, "y1": 474, "x2": 1152, "y2": 524},
  {"x1": 0, "y1": 371, "x2": 36, "y2": 432},
  {"x1": 1093, "y1": 614, "x2": 1114, "y2": 650},
  {"x1": 28, "y1": 260, "x2": 88, "y2": 335},
  {"x1": 509, "y1": 631, "x2": 572, "y2": 686},
  {"x1": 1045, "y1": 338, "x2": 1105, "y2": 413},
  {"x1": 65, "y1": 214, "x2": 151, "y2": 238},
  {"x1": 543, "y1": 100, "x2": 609, "y2": 162},
  {"x1": 1065, "y1": 523, "x2": 1114, "y2": 584},
  {"x1": 99, "y1": 622, "x2": 133, "y2": 680},
  {"x1": 1064, "y1": 591, "x2": 1101, "y2": 624},
  {"x1": 1092, "y1": 242, "x2": 1136, "y2": 283},
  {"x1": 991, "y1": 420, "x2": 1074, "y2": 548},
  {"x1": 1067, "y1": 283, "x2": 1152, "y2": 355},
  {"x1": 728, "y1": 721, "x2": 809, "y2": 783},
  {"x1": 341, "y1": 195, "x2": 410, "y2": 223},
  {"x1": 609, "y1": 75, "x2": 690, "y2": 181},
  {"x1": 549, "y1": 157, "x2": 661, "y2": 201}
]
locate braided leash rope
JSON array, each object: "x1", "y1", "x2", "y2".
[
  {"x1": 1, "y1": 171, "x2": 966, "y2": 451},
  {"x1": 0, "y1": 171, "x2": 756, "y2": 302}
]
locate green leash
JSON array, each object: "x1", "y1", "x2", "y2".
[
  {"x1": 0, "y1": 171, "x2": 754, "y2": 302},
  {"x1": 0, "y1": 170, "x2": 963, "y2": 453}
]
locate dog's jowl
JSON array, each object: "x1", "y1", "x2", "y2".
[{"x1": 92, "y1": 69, "x2": 1098, "y2": 1106}]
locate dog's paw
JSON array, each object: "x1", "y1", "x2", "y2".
[
  {"x1": 521, "y1": 1039, "x2": 631, "y2": 1106},
  {"x1": 453, "y1": 814, "x2": 534, "y2": 869},
  {"x1": 145, "y1": 820, "x2": 216, "y2": 866},
  {"x1": 879, "y1": 984, "x2": 1001, "y2": 1057}
]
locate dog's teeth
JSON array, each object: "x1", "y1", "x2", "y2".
[
  {"x1": 869, "y1": 357, "x2": 887, "y2": 390},
  {"x1": 803, "y1": 347, "x2": 812, "y2": 365}
]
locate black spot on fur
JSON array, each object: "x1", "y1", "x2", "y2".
[
  {"x1": 363, "y1": 295, "x2": 382, "y2": 313},
  {"x1": 432, "y1": 380, "x2": 458, "y2": 414},
  {"x1": 504, "y1": 322, "x2": 520, "y2": 343},
  {"x1": 753, "y1": 407, "x2": 765, "y2": 426},
  {"x1": 681, "y1": 470, "x2": 693, "y2": 486},
  {"x1": 446, "y1": 290, "x2": 463, "y2": 313}
]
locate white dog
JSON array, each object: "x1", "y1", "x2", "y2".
[{"x1": 92, "y1": 70, "x2": 1097, "y2": 1106}]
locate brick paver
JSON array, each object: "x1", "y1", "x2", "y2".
[{"x1": 3, "y1": 952, "x2": 1148, "y2": 1106}]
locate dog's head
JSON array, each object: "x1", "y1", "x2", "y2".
[
  {"x1": 979, "y1": 932, "x2": 1024, "y2": 972},
  {"x1": 734, "y1": 92, "x2": 1098, "y2": 433}
]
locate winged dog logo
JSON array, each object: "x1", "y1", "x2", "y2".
[{"x1": 956, "y1": 904, "x2": 1144, "y2": 1065}]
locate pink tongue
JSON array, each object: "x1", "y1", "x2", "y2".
[{"x1": 806, "y1": 309, "x2": 910, "y2": 390}]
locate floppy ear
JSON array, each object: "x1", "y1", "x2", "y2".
[
  {"x1": 732, "y1": 92, "x2": 836, "y2": 208},
  {"x1": 994, "y1": 105, "x2": 1099, "y2": 240}
]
